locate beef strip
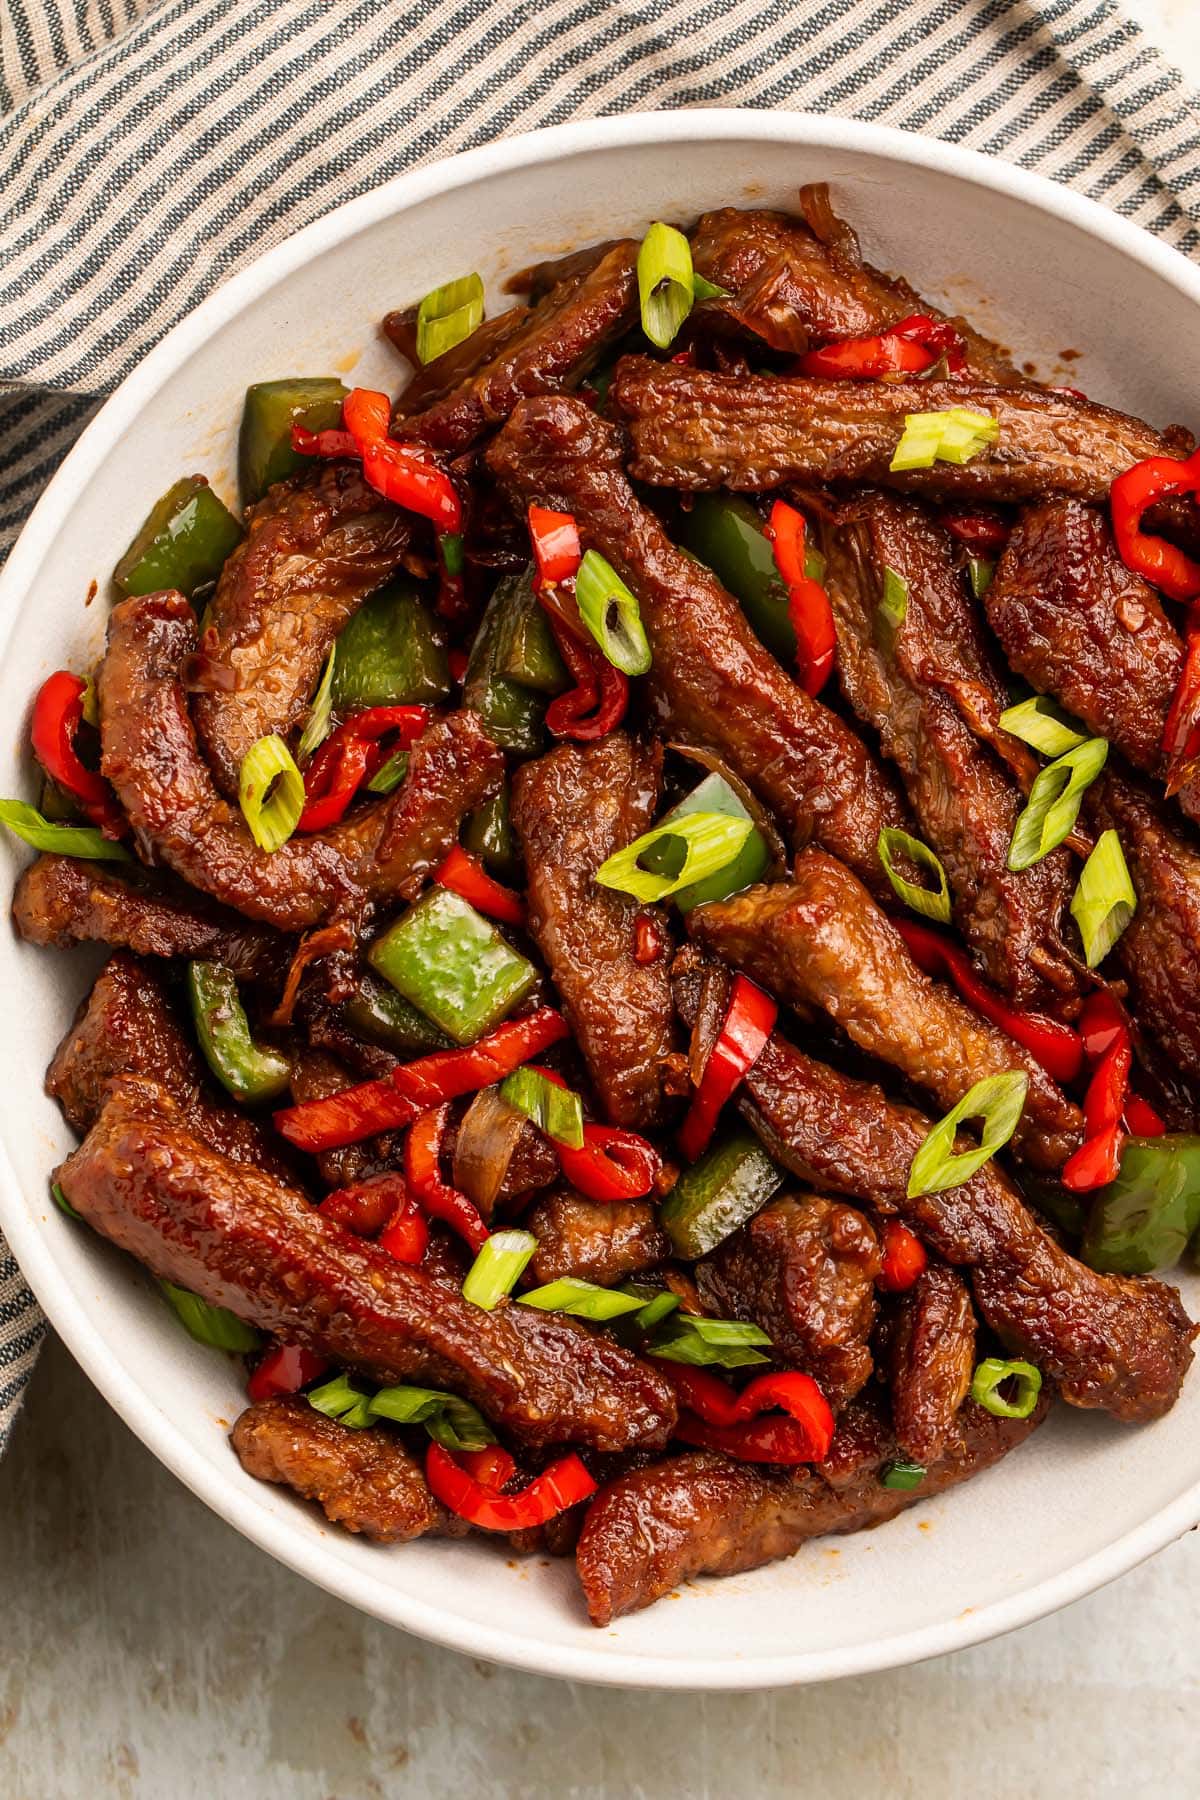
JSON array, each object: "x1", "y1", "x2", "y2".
[
  {"x1": 817, "y1": 489, "x2": 1078, "y2": 1004},
  {"x1": 985, "y1": 498, "x2": 1200, "y2": 823},
  {"x1": 12, "y1": 853, "x2": 289, "y2": 983},
  {"x1": 688, "y1": 854, "x2": 1082, "y2": 1173},
  {"x1": 695, "y1": 1193, "x2": 881, "y2": 1407},
  {"x1": 100, "y1": 593, "x2": 501, "y2": 930},
  {"x1": 392, "y1": 240, "x2": 639, "y2": 454},
  {"x1": 193, "y1": 462, "x2": 419, "y2": 797},
  {"x1": 609, "y1": 358, "x2": 1175, "y2": 501},
  {"x1": 674, "y1": 954, "x2": 1195, "y2": 1422},
  {"x1": 511, "y1": 734, "x2": 675, "y2": 1128},
  {"x1": 60, "y1": 1075, "x2": 676, "y2": 1453},
  {"x1": 488, "y1": 396, "x2": 909, "y2": 899},
  {"x1": 884, "y1": 1263, "x2": 976, "y2": 1464},
  {"x1": 576, "y1": 1387, "x2": 1046, "y2": 1624},
  {"x1": 524, "y1": 1189, "x2": 669, "y2": 1287},
  {"x1": 231, "y1": 1395, "x2": 465, "y2": 1543}
]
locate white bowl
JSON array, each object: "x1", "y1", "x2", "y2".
[{"x1": 4, "y1": 110, "x2": 1200, "y2": 1691}]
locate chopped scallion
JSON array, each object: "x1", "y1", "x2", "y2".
[
  {"x1": 1070, "y1": 828, "x2": 1136, "y2": 968},
  {"x1": 998, "y1": 695, "x2": 1088, "y2": 759},
  {"x1": 499, "y1": 1066, "x2": 584, "y2": 1149},
  {"x1": 518, "y1": 1277, "x2": 646, "y2": 1322},
  {"x1": 50, "y1": 1181, "x2": 81, "y2": 1221},
  {"x1": 970, "y1": 1356, "x2": 1042, "y2": 1419},
  {"x1": 594, "y1": 811, "x2": 754, "y2": 905},
  {"x1": 880, "y1": 1459, "x2": 926, "y2": 1491},
  {"x1": 878, "y1": 827, "x2": 952, "y2": 924},
  {"x1": 574, "y1": 550, "x2": 652, "y2": 676},
  {"x1": 159, "y1": 1281, "x2": 262, "y2": 1352},
  {"x1": 907, "y1": 1070, "x2": 1029, "y2": 1198},
  {"x1": 368, "y1": 1384, "x2": 495, "y2": 1450},
  {"x1": 308, "y1": 1372, "x2": 375, "y2": 1429},
  {"x1": 967, "y1": 556, "x2": 995, "y2": 599},
  {"x1": 1007, "y1": 737, "x2": 1108, "y2": 871},
  {"x1": 366, "y1": 749, "x2": 410, "y2": 795},
  {"x1": 877, "y1": 566, "x2": 908, "y2": 645},
  {"x1": 618, "y1": 1284, "x2": 681, "y2": 1332},
  {"x1": 890, "y1": 407, "x2": 999, "y2": 473},
  {"x1": 691, "y1": 272, "x2": 729, "y2": 302},
  {"x1": 637, "y1": 221, "x2": 695, "y2": 349},
  {"x1": 0, "y1": 800, "x2": 131, "y2": 862},
  {"x1": 646, "y1": 1314, "x2": 772, "y2": 1368},
  {"x1": 416, "y1": 273, "x2": 485, "y2": 364},
  {"x1": 238, "y1": 734, "x2": 305, "y2": 853},
  {"x1": 461, "y1": 1229, "x2": 538, "y2": 1311},
  {"x1": 297, "y1": 646, "x2": 337, "y2": 760}
]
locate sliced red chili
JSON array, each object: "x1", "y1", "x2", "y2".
[
  {"x1": 245, "y1": 1344, "x2": 330, "y2": 1403},
  {"x1": 1077, "y1": 991, "x2": 1127, "y2": 1063},
  {"x1": 527, "y1": 504, "x2": 581, "y2": 587},
  {"x1": 658, "y1": 1366, "x2": 834, "y2": 1460},
  {"x1": 876, "y1": 1221, "x2": 928, "y2": 1293},
  {"x1": 297, "y1": 705, "x2": 428, "y2": 832},
  {"x1": 633, "y1": 913, "x2": 664, "y2": 965},
  {"x1": 319, "y1": 1172, "x2": 407, "y2": 1237},
  {"x1": 378, "y1": 1193, "x2": 431, "y2": 1265},
  {"x1": 1125, "y1": 1093, "x2": 1166, "y2": 1137},
  {"x1": 796, "y1": 313, "x2": 965, "y2": 380},
  {"x1": 425, "y1": 1442, "x2": 596, "y2": 1530},
  {"x1": 673, "y1": 1412, "x2": 830, "y2": 1465},
  {"x1": 1110, "y1": 448, "x2": 1200, "y2": 605},
  {"x1": 1062, "y1": 1035, "x2": 1132, "y2": 1193},
  {"x1": 455, "y1": 1445, "x2": 517, "y2": 1491},
  {"x1": 30, "y1": 670, "x2": 124, "y2": 832},
  {"x1": 555, "y1": 1123, "x2": 662, "y2": 1203},
  {"x1": 766, "y1": 500, "x2": 836, "y2": 697},
  {"x1": 940, "y1": 508, "x2": 1010, "y2": 555},
  {"x1": 679, "y1": 974, "x2": 778, "y2": 1162},
  {"x1": 1162, "y1": 627, "x2": 1200, "y2": 792},
  {"x1": 532, "y1": 536, "x2": 629, "y2": 740},
  {"x1": 435, "y1": 843, "x2": 526, "y2": 927},
  {"x1": 294, "y1": 386, "x2": 462, "y2": 534},
  {"x1": 405, "y1": 1104, "x2": 489, "y2": 1252}
]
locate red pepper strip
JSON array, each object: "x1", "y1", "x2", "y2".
[
  {"x1": 796, "y1": 333, "x2": 935, "y2": 379},
  {"x1": 1162, "y1": 627, "x2": 1200, "y2": 792},
  {"x1": 1125, "y1": 1094, "x2": 1167, "y2": 1137},
  {"x1": 275, "y1": 1074, "x2": 416, "y2": 1151},
  {"x1": 425, "y1": 1442, "x2": 596, "y2": 1530},
  {"x1": 1062, "y1": 1035, "x2": 1132, "y2": 1192},
  {"x1": 633, "y1": 913, "x2": 664, "y2": 965},
  {"x1": 659, "y1": 1366, "x2": 835, "y2": 1459},
  {"x1": 320, "y1": 1173, "x2": 407, "y2": 1237},
  {"x1": 456, "y1": 1445, "x2": 517, "y2": 1491},
  {"x1": 405, "y1": 1104, "x2": 489, "y2": 1251},
  {"x1": 1077, "y1": 990, "x2": 1127, "y2": 1063},
  {"x1": 291, "y1": 424, "x2": 359, "y2": 459},
  {"x1": 679, "y1": 974, "x2": 778, "y2": 1162},
  {"x1": 766, "y1": 500, "x2": 836, "y2": 697},
  {"x1": 876, "y1": 1220, "x2": 928, "y2": 1293},
  {"x1": 31, "y1": 670, "x2": 124, "y2": 832},
  {"x1": 293, "y1": 388, "x2": 461, "y2": 534},
  {"x1": 940, "y1": 508, "x2": 1010, "y2": 555},
  {"x1": 343, "y1": 387, "x2": 392, "y2": 441},
  {"x1": 895, "y1": 919, "x2": 1084, "y2": 1086},
  {"x1": 435, "y1": 843, "x2": 526, "y2": 927},
  {"x1": 378, "y1": 1193, "x2": 431, "y2": 1264},
  {"x1": 556, "y1": 1123, "x2": 662, "y2": 1203},
  {"x1": 246, "y1": 1344, "x2": 330, "y2": 1402},
  {"x1": 527, "y1": 504, "x2": 581, "y2": 586},
  {"x1": 298, "y1": 705, "x2": 429, "y2": 831},
  {"x1": 673, "y1": 1412, "x2": 830, "y2": 1465},
  {"x1": 530, "y1": 532, "x2": 629, "y2": 741},
  {"x1": 1110, "y1": 448, "x2": 1200, "y2": 604}
]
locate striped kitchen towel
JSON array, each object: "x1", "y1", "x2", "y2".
[{"x1": 1, "y1": 0, "x2": 1199, "y2": 1448}]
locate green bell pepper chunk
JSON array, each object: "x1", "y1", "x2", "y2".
[
  {"x1": 339, "y1": 972, "x2": 454, "y2": 1056},
  {"x1": 659, "y1": 1131, "x2": 785, "y2": 1259},
  {"x1": 1080, "y1": 1135, "x2": 1200, "y2": 1274},
  {"x1": 462, "y1": 785, "x2": 520, "y2": 882},
  {"x1": 368, "y1": 888, "x2": 537, "y2": 1045},
  {"x1": 330, "y1": 581, "x2": 451, "y2": 710},
  {"x1": 238, "y1": 377, "x2": 349, "y2": 507},
  {"x1": 186, "y1": 962, "x2": 292, "y2": 1105},
  {"x1": 114, "y1": 476, "x2": 243, "y2": 599},
  {"x1": 681, "y1": 493, "x2": 823, "y2": 664},
  {"x1": 650, "y1": 771, "x2": 770, "y2": 913},
  {"x1": 462, "y1": 572, "x2": 547, "y2": 754},
  {"x1": 493, "y1": 565, "x2": 569, "y2": 694}
]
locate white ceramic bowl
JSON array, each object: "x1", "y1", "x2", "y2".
[{"x1": 4, "y1": 110, "x2": 1200, "y2": 1691}]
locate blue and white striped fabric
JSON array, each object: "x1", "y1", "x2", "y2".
[{"x1": 1, "y1": 0, "x2": 1199, "y2": 1447}]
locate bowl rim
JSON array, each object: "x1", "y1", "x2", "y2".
[{"x1": 5, "y1": 105, "x2": 1200, "y2": 1691}]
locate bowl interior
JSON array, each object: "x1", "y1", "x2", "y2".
[{"x1": 3, "y1": 115, "x2": 1199, "y2": 1688}]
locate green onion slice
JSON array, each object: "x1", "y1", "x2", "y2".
[
  {"x1": 574, "y1": 550, "x2": 652, "y2": 676},
  {"x1": 907, "y1": 1070, "x2": 1029, "y2": 1198},
  {"x1": 51, "y1": 1181, "x2": 81, "y2": 1221},
  {"x1": 967, "y1": 556, "x2": 995, "y2": 600},
  {"x1": 308, "y1": 1372, "x2": 375, "y2": 1429},
  {"x1": 518, "y1": 1277, "x2": 646, "y2": 1322},
  {"x1": 1070, "y1": 828, "x2": 1136, "y2": 968},
  {"x1": 880, "y1": 1459, "x2": 926, "y2": 1491},
  {"x1": 366, "y1": 749, "x2": 410, "y2": 796},
  {"x1": 877, "y1": 827, "x2": 952, "y2": 924},
  {"x1": 970, "y1": 1356, "x2": 1042, "y2": 1419},
  {"x1": 1007, "y1": 737, "x2": 1108, "y2": 871},
  {"x1": 691, "y1": 272, "x2": 730, "y2": 301},
  {"x1": 646, "y1": 1314, "x2": 772, "y2": 1368},
  {"x1": 297, "y1": 646, "x2": 337, "y2": 760},
  {"x1": 238, "y1": 734, "x2": 305, "y2": 853},
  {"x1": 637, "y1": 221, "x2": 695, "y2": 349},
  {"x1": 159, "y1": 1281, "x2": 262, "y2": 1352},
  {"x1": 998, "y1": 695, "x2": 1088, "y2": 759},
  {"x1": 890, "y1": 407, "x2": 1000, "y2": 473},
  {"x1": 595, "y1": 811, "x2": 754, "y2": 905},
  {"x1": 416, "y1": 273, "x2": 485, "y2": 364},
  {"x1": 368, "y1": 1384, "x2": 496, "y2": 1451},
  {"x1": 80, "y1": 675, "x2": 100, "y2": 727},
  {"x1": 461, "y1": 1228, "x2": 538, "y2": 1311},
  {"x1": 499, "y1": 1066, "x2": 584, "y2": 1149},
  {"x1": 618, "y1": 1284, "x2": 681, "y2": 1332},
  {"x1": 877, "y1": 566, "x2": 908, "y2": 644},
  {"x1": 0, "y1": 800, "x2": 130, "y2": 862}
]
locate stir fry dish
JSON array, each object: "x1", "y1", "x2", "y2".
[{"x1": 18, "y1": 186, "x2": 1200, "y2": 1627}]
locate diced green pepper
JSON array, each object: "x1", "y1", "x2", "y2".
[
  {"x1": 113, "y1": 476, "x2": 243, "y2": 599},
  {"x1": 1081, "y1": 1135, "x2": 1200, "y2": 1274},
  {"x1": 368, "y1": 888, "x2": 537, "y2": 1045},
  {"x1": 330, "y1": 582, "x2": 451, "y2": 710},
  {"x1": 238, "y1": 377, "x2": 349, "y2": 507},
  {"x1": 186, "y1": 961, "x2": 291, "y2": 1105},
  {"x1": 462, "y1": 572, "x2": 547, "y2": 754},
  {"x1": 493, "y1": 565, "x2": 569, "y2": 693},
  {"x1": 650, "y1": 771, "x2": 770, "y2": 912},
  {"x1": 659, "y1": 1131, "x2": 785, "y2": 1258},
  {"x1": 462, "y1": 786, "x2": 520, "y2": 882},
  {"x1": 681, "y1": 493, "x2": 823, "y2": 663},
  {"x1": 338, "y1": 972, "x2": 453, "y2": 1056}
]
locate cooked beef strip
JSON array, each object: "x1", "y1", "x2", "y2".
[
  {"x1": 231, "y1": 1395, "x2": 466, "y2": 1543},
  {"x1": 392, "y1": 240, "x2": 639, "y2": 454},
  {"x1": 12, "y1": 853, "x2": 289, "y2": 983},
  {"x1": 985, "y1": 498, "x2": 1200, "y2": 823},
  {"x1": 695, "y1": 1193, "x2": 881, "y2": 1408},
  {"x1": 60, "y1": 1075, "x2": 676, "y2": 1453},
  {"x1": 511, "y1": 734, "x2": 675, "y2": 1128},
  {"x1": 609, "y1": 359, "x2": 1174, "y2": 502},
  {"x1": 487, "y1": 396, "x2": 910, "y2": 899},
  {"x1": 192, "y1": 462, "x2": 419, "y2": 798},
  {"x1": 524, "y1": 1189, "x2": 670, "y2": 1287},
  {"x1": 576, "y1": 1386, "x2": 1047, "y2": 1624},
  {"x1": 884, "y1": 1263, "x2": 976, "y2": 1465},
  {"x1": 688, "y1": 854, "x2": 1083, "y2": 1173},
  {"x1": 674, "y1": 953, "x2": 1195, "y2": 1422},
  {"x1": 46, "y1": 953, "x2": 292, "y2": 1176},
  {"x1": 817, "y1": 490, "x2": 1079, "y2": 1005},
  {"x1": 100, "y1": 593, "x2": 501, "y2": 930}
]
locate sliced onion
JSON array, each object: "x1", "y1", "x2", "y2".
[
  {"x1": 797, "y1": 183, "x2": 863, "y2": 269},
  {"x1": 452, "y1": 1085, "x2": 527, "y2": 1219},
  {"x1": 667, "y1": 741, "x2": 788, "y2": 875}
]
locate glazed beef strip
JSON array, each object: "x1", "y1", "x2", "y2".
[
  {"x1": 884, "y1": 1263, "x2": 977, "y2": 1465},
  {"x1": 60, "y1": 1075, "x2": 676, "y2": 1453},
  {"x1": 817, "y1": 489, "x2": 1078, "y2": 1005},
  {"x1": 100, "y1": 593, "x2": 501, "y2": 930},
  {"x1": 193, "y1": 462, "x2": 420, "y2": 797},
  {"x1": 674, "y1": 955, "x2": 1195, "y2": 1422},
  {"x1": 12, "y1": 853, "x2": 289, "y2": 983},
  {"x1": 694, "y1": 1193, "x2": 881, "y2": 1408},
  {"x1": 511, "y1": 734, "x2": 675, "y2": 1128},
  {"x1": 524, "y1": 1189, "x2": 670, "y2": 1287},
  {"x1": 392, "y1": 240, "x2": 639, "y2": 454},
  {"x1": 576, "y1": 1387, "x2": 1047, "y2": 1625},
  {"x1": 488, "y1": 396, "x2": 909, "y2": 899},
  {"x1": 609, "y1": 358, "x2": 1175, "y2": 502},
  {"x1": 688, "y1": 853, "x2": 1083, "y2": 1173},
  {"x1": 985, "y1": 498, "x2": 1200, "y2": 823}
]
